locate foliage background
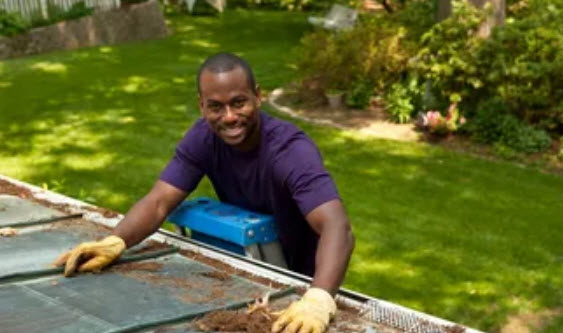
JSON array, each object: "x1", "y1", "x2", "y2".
[{"x1": 296, "y1": 0, "x2": 562, "y2": 154}]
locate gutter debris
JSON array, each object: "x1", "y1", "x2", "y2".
[{"x1": 0, "y1": 227, "x2": 18, "y2": 236}]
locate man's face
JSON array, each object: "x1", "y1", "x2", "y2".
[{"x1": 198, "y1": 67, "x2": 261, "y2": 151}]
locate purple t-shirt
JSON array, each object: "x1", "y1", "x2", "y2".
[{"x1": 160, "y1": 112, "x2": 340, "y2": 276}]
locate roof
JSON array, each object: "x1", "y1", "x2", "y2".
[{"x1": 0, "y1": 174, "x2": 481, "y2": 333}]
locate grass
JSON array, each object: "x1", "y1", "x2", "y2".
[
  {"x1": 1, "y1": 9, "x2": 562, "y2": 332},
  {"x1": 296, "y1": 119, "x2": 563, "y2": 331}
]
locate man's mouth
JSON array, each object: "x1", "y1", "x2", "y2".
[{"x1": 221, "y1": 126, "x2": 245, "y2": 138}]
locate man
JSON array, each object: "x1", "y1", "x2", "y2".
[{"x1": 54, "y1": 53, "x2": 355, "y2": 333}]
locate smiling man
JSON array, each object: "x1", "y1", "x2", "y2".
[{"x1": 54, "y1": 53, "x2": 355, "y2": 333}]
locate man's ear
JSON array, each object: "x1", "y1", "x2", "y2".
[
  {"x1": 254, "y1": 84, "x2": 262, "y2": 108},
  {"x1": 198, "y1": 94, "x2": 204, "y2": 116}
]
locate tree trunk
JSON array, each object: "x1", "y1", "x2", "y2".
[
  {"x1": 378, "y1": 0, "x2": 394, "y2": 13},
  {"x1": 470, "y1": 0, "x2": 505, "y2": 38},
  {"x1": 437, "y1": 0, "x2": 452, "y2": 21},
  {"x1": 437, "y1": 0, "x2": 505, "y2": 38}
]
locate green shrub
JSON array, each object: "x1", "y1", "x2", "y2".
[
  {"x1": 476, "y1": 0, "x2": 563, "y2": 131},
  {"x1": 279, "y1": 0, "x2": 334, "y2": 11},
  {"x1": 411, "y1": 0, "x2": 486, "y2": 104},
  {"x1": 345, "y1": 80, "x2": 374, "y2": 109},
  {"x1": 0, "y1": 9, "x2": 28, "y2": 37},
  {"x1": 413, "y1": 0, "x2": 563, "y2": 132},
  {"x1": 384, "y1": 82, "x2": 414, "y2": 124},
  {"x1": 469, "y1": 100, "x2": 552, "y2": 153},
  {"x1": 63, "y1": 1, "x2": 93, "y2": 20},
  {"x1": 395, "y1": 0, "x2": 437, "y2": 41},
  {"x1": 225, "y1": 0, "x2": 281, "y2": 10},
  {"x1": 502, "y1": 121, "x2": 552, "y2": 153},
  {"x1": 492, "y1": 142, "x2": 519, "y2": 160},
  {"x1": 122, "y1": 0, "x2": 148, "y2": 4},
  {"x1": 30, "y1": 3, "x2": 64, "y2": 27},
  {"x1": 30, "y1": 1, "x2": 93, "y2": 28},
  {"x1": 296, "y1": 30, "x2": 347, "y2": 91},
  {"x1": 297, "y1": 13, "x2": 416, "y2": 95},
  {"x1": 295, "y1": 0, "x2": 432, "y2": 118},
  {"x1": 1, "y1": 2, "x2": 95, "y2": 37}
]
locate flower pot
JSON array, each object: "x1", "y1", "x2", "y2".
[{"x1": 326, "y1": 93, "x2": 344, "y2": 109}]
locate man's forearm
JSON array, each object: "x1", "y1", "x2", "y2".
[
  {"x1": 112, "y1": 195, "x2": 169, "y2": 248},
  {"x1": 312, "y1": 222, "x2": 355, "y2": 295},
  {"x1": 111, "y1": 181, "x2": 188, "y2": 248}
]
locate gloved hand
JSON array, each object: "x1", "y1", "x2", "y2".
[
  {"x1": 52, "y1": 235, "x2": 126, "y2": 277},
  {"x1": 272, "y1": 287, "x2": 336, "y2": 333}
]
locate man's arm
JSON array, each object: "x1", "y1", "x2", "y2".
[
  {"x1": 272, "y1": 199, "x2": 354, "y2": 333},
  {"x1": 307, "y1": 199, "x2": 355, "y2": 295},
  {"x1": 112, "y1": 180, "x2": 188, "y2": 248},
  {"x1": 53, "y1": 180, "x2": 188, "y2": 276}
]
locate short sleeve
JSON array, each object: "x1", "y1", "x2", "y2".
[
  {"x1": 275, "y1": 135, "x2": 340, "y2": 216},
  {"x1": 159, "y1": 119, "x2": 208, "y2": 193}
]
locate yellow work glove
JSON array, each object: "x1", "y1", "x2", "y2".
[
  {"x1": 52, "y1": 235, "x2": 126, "y2": 277},
  {"x1": 272, "y1": 287, "x2": 336, "y2": 333}
]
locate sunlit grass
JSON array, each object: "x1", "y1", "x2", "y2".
[
  {"x1": 31, "y1": 61, "x2": 68, "y2": 73},
  {"x1": 0, "y1": 9, "x2": 562, "y2": 332}
]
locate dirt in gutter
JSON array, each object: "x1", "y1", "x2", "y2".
[
  {"x1": 0, "y1": 178, "x2": 120, "y2": 218},
  {"x1": 195, "y1": 307, "x2": 274, "y2": 333}
]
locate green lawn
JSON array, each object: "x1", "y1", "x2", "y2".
[{"x1": 1, "y1": 9, "x2": 562, "y2": 332}]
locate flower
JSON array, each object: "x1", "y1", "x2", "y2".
[{"x1": 421, "y1": 104, "x2": 465, "y2": 135}]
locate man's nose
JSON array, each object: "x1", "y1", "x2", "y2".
[{"x1": 223, "y1": 106, "x2": 238, "y2": 123}]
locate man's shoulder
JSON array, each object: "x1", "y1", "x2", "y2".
[
  {"x1": 262, "y1": 112, "x2": 307, "y2": 146},
  {"x1": 261, "y1": 112, "x2": 320, "y2": 165},
  {"x1": 191, "y1": 117, "x2": 212, "y2": 135},
  {"x1": 179, "y1": 118, "x2": 212, "y2": 145}
]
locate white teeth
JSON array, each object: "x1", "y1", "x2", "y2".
[{"x1": 223, "y1": 127, "x2": 243, "y2": 137}]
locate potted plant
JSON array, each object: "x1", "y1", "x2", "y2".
[{"x1": 325, "y1": 88, "x2": 345, "y2": 109}]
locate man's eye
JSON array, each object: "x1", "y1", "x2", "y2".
[
  {"x1": 232, "y1": 99, "x2": 246, "y2": 108},
  {"x1": 208, "y1": 104, "x2": 222, "y2": 112}
]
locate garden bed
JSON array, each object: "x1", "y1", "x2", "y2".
[
  {"x1": 0, "y1": 0, "x2": 167, "y2": 60},
  {"x1": 269, "y1": 87, "x2": 563, "y2": 175},
  {"x1": 269, "y1": 87, "x2": 421, "y2": 142}
]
